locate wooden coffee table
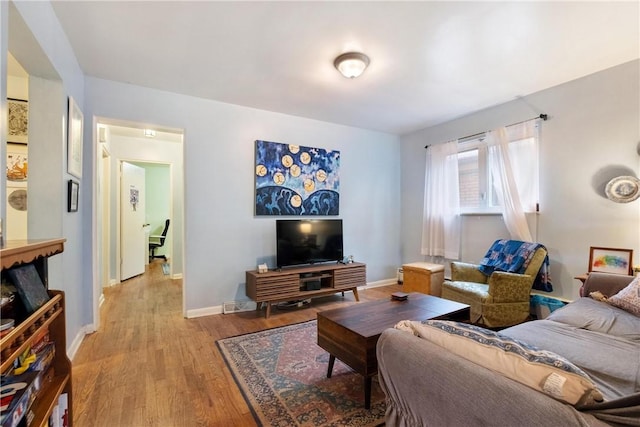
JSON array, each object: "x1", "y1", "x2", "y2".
[{"x1": 317, "y1": 293, "x2": 470, "y2": 409}]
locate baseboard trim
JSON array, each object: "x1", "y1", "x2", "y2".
[
  {"x1": 359, "y1": 278, "x2": 398, "y2": 289},
  {"x1": 186, "y1": 305, "x2": 223, "y2": 319},
  {"x1": 67, "y1": 324, "x2": 94, "y2": 361},
  {"x1": 185, "y1": 278, "x2": 398, "y2": 319}
]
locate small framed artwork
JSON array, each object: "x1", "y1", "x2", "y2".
[
  {"x1": 588, "y1": 247, "x2": 633, "y2": 276},
  {"x1": 7, "y1": 98, "x2": 28, "y2": 144},
  {"x1": 68, "y1": 180, "x2": 79, "y2": 212},
  {"x1": 6, "y1": 143, "x2": 28, "y2": 184},
  {"x1": 67, "y1": 96, "x2": 84, "y2": 179}
]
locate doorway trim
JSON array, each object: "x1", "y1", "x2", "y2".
[{"x1": 92, "y1": 117, "x2": 186, "y2": 331}]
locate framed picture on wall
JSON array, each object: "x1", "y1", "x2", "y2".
[
  {"x1": 6, "y1": 143, "x2": 28, "y2": 184},
  {"x1": 68, "y1": 179, "x2": 79, "y2": 212},
  {"x1": 8, "y1": 98, "x2": 28, "y2": 144},
  {"x1": 67, "y1": 96, "x2": 84, "y2": 179},
  {"x1": 588, "y1": 246, "x2": 633, "y2": 276},
  {"x1": 254, "y1": 140, "x2": 340, "y2": 216}
]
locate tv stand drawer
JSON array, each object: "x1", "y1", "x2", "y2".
[
  {"x1": 334, "y1": 264, "x2": 366, "y2": 290},
  {"x1": 246, "y1": 273, "x2": 299, "y2": 301}
]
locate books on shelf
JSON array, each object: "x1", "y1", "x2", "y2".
[
  {"x1": 1, "y1": 241, "x2": 71, "y2": 427},
  {"x1": 49, "y1": 393, "x2": 69, "y2": 427},
  {"x1": 29, "y1": 343, "x2": 56, "y2": 374},
  {"x1": 0, "y1": 371, "x2": 42, "y2": 427},
  {"x1": 8, "y1": 327, "x2": 53, "y2": 377},
  {"x1": 50, "y1": 405, "x2": 60, "y2": 427},
  {"x1": 48, "y1": 393, "x2": 69, "y2": 427},
  {"x1": 6, "y1": 264, "x2": 49, "y2": 314}
]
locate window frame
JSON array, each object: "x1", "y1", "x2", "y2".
[{"x1": 457, "y1": 136, "x2": 502, "y2": 215}]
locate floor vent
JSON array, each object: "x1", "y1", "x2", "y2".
[{"x1": 223, "y1": 300, "x2": 257, "y2": 314}]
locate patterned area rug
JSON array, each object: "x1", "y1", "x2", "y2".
[{"x1": 217, "y1": 320, "x2": 385, "y2": 426}]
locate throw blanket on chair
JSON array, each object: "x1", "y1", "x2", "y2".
[{"x1": 478, "y1": 239, "x2": 553, "y2": 292}]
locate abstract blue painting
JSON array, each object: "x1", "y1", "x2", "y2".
[{"x1": 255, "y1": 140, "x2": 340, "y2": 216}]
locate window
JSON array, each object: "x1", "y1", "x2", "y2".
[
  {"x1": 458, "y1": 133, "x2": 538, "y2": 214},
  {"x1": 458, "y1": 137, "x2": 500, "y2": 213},
  {"x1": 458, "y1": 148, "x2": 481, "y2": 209}
]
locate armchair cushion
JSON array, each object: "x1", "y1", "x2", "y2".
[
  {"x1": 447, "y1": 282, "x2": 491, "y2": 301},
  {"x1": 441, "y1": 281, "x2": 490, "y2": 323},
  {"x1": 450, "y1": 262, "x2": 488, "y2": 283}
]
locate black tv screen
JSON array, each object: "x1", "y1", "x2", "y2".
[{"x1": 276, "y1": 219, "x2": 343, "y2": 268}]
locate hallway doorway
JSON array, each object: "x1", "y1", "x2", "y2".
[{"x1": 94, "y1": 120, "x2": 185, "y2": 331}]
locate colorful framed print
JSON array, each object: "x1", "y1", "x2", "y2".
[
  {"x1": 6, "y1": 143, "x2": 28, "y2": 184},
  {"x1": 254, "y1": 140, "x2": 340, "y2": 216},
  {"x1": 588, "y1": 247, "x2": 633, "y2": 276}
]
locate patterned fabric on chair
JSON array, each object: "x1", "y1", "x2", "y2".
[{"x1": 442, "y1": 239, "x2": 550, "y2": 328}]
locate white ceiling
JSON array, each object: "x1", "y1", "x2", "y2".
[{"x1": 50, "y1": 1, "x2": 639, "y2": 135}]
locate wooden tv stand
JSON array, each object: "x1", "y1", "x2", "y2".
[{"x1": 246, "y1": 262, "x2": 366, "y2": 318}]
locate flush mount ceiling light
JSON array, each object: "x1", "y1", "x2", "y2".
[{"x1": 334, "y1": 52, "x2": 370, "y2": 79}]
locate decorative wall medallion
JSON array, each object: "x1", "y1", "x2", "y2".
[
  {"x1": 8, "y1": 189, "x2": 27, "y2": 211},
  {"x1": 605, "y1": 176, "x2": 640, "y2": 203}
]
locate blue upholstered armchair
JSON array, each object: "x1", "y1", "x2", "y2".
[{"x1": 441, "y1": 240, "x2": 549, "y2": 328}]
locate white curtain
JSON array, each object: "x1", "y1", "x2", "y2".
[
  {"x1": 421, "y1": 140, "x2": 461, "y2": 259},
  {"x1": 487, "y1": 119, "x2": 539, "y2": 241}
]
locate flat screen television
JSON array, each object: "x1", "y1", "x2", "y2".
[{"x1": 276, "y1": 219, "x2": 343, "y2": 268}]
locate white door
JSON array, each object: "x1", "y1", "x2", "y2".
[{"x1": 120, "y1": 162, "x2": 146, "y2": 281}]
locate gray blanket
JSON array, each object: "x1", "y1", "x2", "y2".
[
  {"x1": 502, "y1": 298, "x2": 640, "y2": 400},
  {"x1": 501, "y1": 297, "x2": 640, "y2": 426}
]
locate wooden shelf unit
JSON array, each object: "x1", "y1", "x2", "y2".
[
  {"x1": 246, "y1": 262, "x2": 366, "y2": 317},
  {"x1": 1, "y1": 238, "x2": 72, "y2": 427}
]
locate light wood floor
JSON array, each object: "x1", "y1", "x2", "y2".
[{"x1": 72, "y1": 261, "x2": 399, "y2": 426}]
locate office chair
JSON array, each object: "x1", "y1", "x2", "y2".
[{"x1": 149, "y1": 219, "x2": 170, "y2": 261}]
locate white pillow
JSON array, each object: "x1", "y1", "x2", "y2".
[
  {"x1": 394, "y1": 319, "x2": 603, "y2": 406},
  {"x1": 608, "y1": 275, "x2": 640, "y2": 316}
]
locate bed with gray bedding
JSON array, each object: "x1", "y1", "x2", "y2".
[{"x1": 376, "y1": 272, "x2": 640, "y2": 426}]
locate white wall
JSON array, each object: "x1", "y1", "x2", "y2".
[
  {"x1": 400, "y1": 60, "x2": 640, "y2": 300},
  {"x1": 7, "y1": 74, "x2": 27, "y2": 98},
  {"x1": 2, "y1": 2, "x2": 87, "y2": 350},
  {"x1": 85, "y1": 77, "x2": 402, "y2": 315}
]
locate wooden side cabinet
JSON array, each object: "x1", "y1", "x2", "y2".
[
  {"x1": 1, "y1": 239, "x2": 72, "y2": 427},
  {"x1": 402, "y1": 262, "x2": 445, "y2": 297},
  {"x1": 246, "y1": 262, "x2": 366, "y2": 317}
]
